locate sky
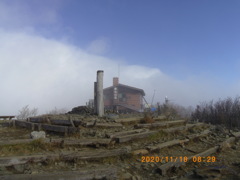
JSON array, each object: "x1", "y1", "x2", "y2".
[{"x1": 1, "y1": 0, "x2": 240, "y2": 115}]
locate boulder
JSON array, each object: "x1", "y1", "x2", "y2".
[{"x1": 30, "y1": 131, "x2": 46, "y2": 139}]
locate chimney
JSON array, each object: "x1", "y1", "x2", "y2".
[
  {"x1": 96, "y1": 70, "x2": 104, "y2": 117},
  {"x1": 113, "y1": 77, "x2": 119, "y2": 86}
]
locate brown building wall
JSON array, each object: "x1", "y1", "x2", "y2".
[
  {"x1": 124, "y1": 93, "x2": 142, "y2": 109},
  {"x1": 103, "y1": 79, "x2": 144, "y2": 111},
  {"x1": 104, "y1": 89, "x2": 143, "y2": 109}
]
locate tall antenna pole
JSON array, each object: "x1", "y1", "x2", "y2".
[
  {"x1": 118, "y1": 64, "x2": 120, "y2": 78},
  {"x1": 151, "y1": 89, "x2": 156, "y2": 106}
]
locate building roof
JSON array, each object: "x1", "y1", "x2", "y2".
[{"x1": 103, "y1": 83, "x2": 145, "y2": 96}]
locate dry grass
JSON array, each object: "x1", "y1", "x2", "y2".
[
  {"x1": 0, "y1": 139, "x2": 56, "y2": 156},
  {"x1": 147, "y1": 131, "x2": 169, "y2": 141},
  {"x1": 140, "y1": 113, "x2": 155, "y2": 124}
]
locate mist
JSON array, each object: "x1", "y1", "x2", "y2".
[{"x1": 0, "y1": 29, "x2": 236, "y2": 115}]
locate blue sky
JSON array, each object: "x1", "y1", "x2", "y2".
[
  {"x1": 55, "y1": 0, "x2": 240, "y2": 78},
  {"x1": 0, "y1": 0, "x2": 240, "y2": 114}
]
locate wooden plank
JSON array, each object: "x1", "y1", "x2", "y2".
[
  {"x1": 135, "y1": 122, "x2": 167, "y2": 129},
  {"x1": 159, "y1": 146, "x2": 219, "y2": 176},
  {"x1": 186, "y1": 123, "x2": 206, "y2": 129},
  {"x1": 95, "y1": 123, "x2": 123, "y2": 128},
  {"x1": 106, "y1": 129, "x2": 148, "y2": 138},
  {"x1": 0, "y1": 116, "x2": 15, "y2": 119},
  {"x1": 0, "y1": 121, "x2": 13, "y2": 127},
  {"x1": 0, "y1": 139, "x2": 34, "y2": 145},
  {"x1": 0, "y1": 154, "x2": 59, "y2": 167},
  {"x1": 67, "y1": 127, "x2": 79, "y2": 134},
  {"x1": 51, "y1": 119, "x2": 71, "y2": 126},
  {"x1": 157, "y1": 134, "x2": 238, "y2": 176},
  {"x1": 147, "y1": 139, "x2": 189, "y2": 152},
  {"x1": 232, "y1": 131, "x2": 240, "y2": 138},
  {"x1": 0, "y1": 147, "x2": 131, "y2": 167},
  {"x1": 29, "y1": 117, "x2": 48, "y2": 123},
  {"x1": 188, "y1": 146, "x2": 219, "y2": 159},
  {"x1": 115, "y1": 117, "x2": 142, "y2": 124},
  {"x1": 167, "y1": 120, "x2": 187, "y2": 126},
  {"x1": 61, "y1": 147, "x2": 131, "y2": 161},
  {"x1": 158, "y1": 158, "x2": 187, "y2": 176},
  {"x1": 30, "y1": 118, "x2": 82, "y2": 127},
  {"x1": 187, "y1": 129, "x2": 210, "y2": 139},
  {"x1": 154, "y1": 115, "x2": 167, "y2": 121},
  {"x1": 0, "y1": 138, "x2": 110, "y2": 147},
  {"x1": 41, "y1": 124, "x2": 67, "y2": 133},
  {"x1": 218, "y1": 137, "x2": 236, "y2": 151},
  {"x1": 69, "y1": 117, "x2": 75, "y2": 127},
  {"x1": 0, "y1": 167, "x2": 118, "y2": 180},
  {"x1": 115, "y1": 131, "x2": 157, "y2": 143},
  {"x1": 14, "y1": 120, "x2": 35, "y2": 130},
  {"x1": 135, "y1": 120, "x2": 186, "y2": 129},
  {"x1": 162, "y1": 126, "x2": 187, "y2": 133},
  {"x1": 52, "y1": 138, "x2": 112, "y2": 146}
]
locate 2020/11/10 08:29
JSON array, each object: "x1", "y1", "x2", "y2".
[{"x1": 141, "y1": 156, "x2": 216, "y2": 163}]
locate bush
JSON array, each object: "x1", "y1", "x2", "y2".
[
  {"x1": 160, "y1": 103, "x2": 193, "y2": 120},
  {"x1": 191, "y1": 97, "x2": 240, "y2": 128},
  {"x1": 17, "y1": 105, "x2": 38, "y2": 120},
  {"x1": 46, "y1": 107, "x2": 68, "y2": 115}
]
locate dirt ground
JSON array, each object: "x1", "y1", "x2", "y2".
[{"x1": 0, "y1": 116, "x2": 240, "y2": 180}]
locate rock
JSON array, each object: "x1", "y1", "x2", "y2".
[
  {"x1": 24, "y1": 169, "x2": 31, "y2": 174},
  {"x1": 30, "y1": 131, "x2": 46, "y2": 139},
  {"x1": 106, "y1": 114, "x2": 119, "y2": 120},
  {"x1": 132, "y1": 143, "x2": 138, "y2": 147},
  {"x1": 58, "y1": 162, "x2": 65, "y2": 167},
  {"x1": 131, "y1": 176, "x2": 140, "y2": 180},
  {"x1": 132, "y1": 149, "x2": 149, "y2": 155},
  {"x1": 12, "y1": 164, "x2": 25, "y2": 173},
  {"x1": 68, "y1": 106, "x2": 93, "y2": 115},
  {"x1": 134, "y1": 176, "x2": 142, "y2": 180},
  {"x1": 121, "y1": 172, "x2": 132, "y2": 180},
  {"x1": 31, "y1": 170, "x2": 38, "y2": 174}
]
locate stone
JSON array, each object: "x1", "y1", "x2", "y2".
[
  {"x1": 121, "y1": 172, "x2": 132, "y2": 180},
  {"x1": 58, "y1": 162, "x2": 65, "y2": 167},
  {"x1": 12, "y1": 164, "x2": 25, "y2": 173},
  {"x1": 106, "y1": 114, "x2": 119, "y2": 120},
  {"x1": 30, "y1": 131, "x2": 46, "y2": 139},
  {"x1": 135, "y1": 176, "x2": 142, "y2": 180},
  {"x1": 31, "y1": 170, "x2": 38, "y2": 174},
  {"x1": 150, "y1": 163, "x2": 155, "y2": 168},
  {"x1": 132, "y1": 149, "x2": 149, "y2": 155},
  {"x1": 131, "y1": 176, "x2": 138, "y2": 180},
  {"x1": 232, "y1": 145, "x2": 237, "y2": 150}
]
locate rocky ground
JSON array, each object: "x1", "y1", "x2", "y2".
[{"x1": 0, "y1": 114, "x2": 239, "y2": 180}]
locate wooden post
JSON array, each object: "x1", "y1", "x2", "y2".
[{"x1": 12, "y1": 120, "x2": 16, "y2": 128}]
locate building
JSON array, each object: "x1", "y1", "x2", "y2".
[{"x1": 103, "y1": 77, "x2": 145, "y2": 112}]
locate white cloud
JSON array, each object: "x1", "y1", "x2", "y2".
[
  {"x1": 86, "y1": 37, "x2": 110, "y2": 55},
  {"x1": 0, "y1": 1, "x2": 238, "y2": 115},
  {"x1": 0, "y1": 29, "x2": 238, "y2": 115}
]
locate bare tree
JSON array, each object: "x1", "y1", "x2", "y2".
[
  {"x1": 47, "y1": 107, "x2": 68, "y2": 115},
  {"x1": 160, "y1": 102, "x2": 193, "y2": 119},
  {"x1": 17, "y1": 105, "x2": 38, "y2": 120},
  {"x1": 191, "y1": 96, "x2": 240, "y2": 129}
]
